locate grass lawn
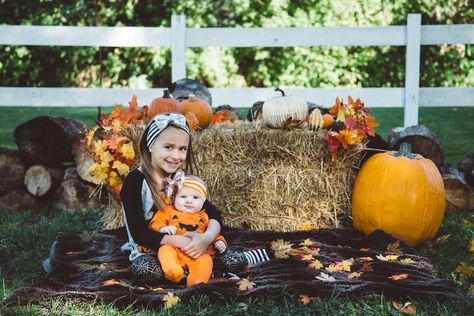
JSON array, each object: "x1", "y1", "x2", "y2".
[{"x1": 0, "y1": 105, "x2": 473, "y2": 314}]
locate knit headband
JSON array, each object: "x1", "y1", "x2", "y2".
[{"x1": 146, "y1": 113, "x2": 190, "y2": 150}]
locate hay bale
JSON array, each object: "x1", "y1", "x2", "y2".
[
  {"x1": 102, "y1": 121, "x2": 363, "y2": 231},
  {"x1": 193, "y1": 122, "x2": 363, "y2": 231}
]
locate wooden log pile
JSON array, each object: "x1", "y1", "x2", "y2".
[{"x1": 0, "y1": 116, "x2": 106, "y2": 213}]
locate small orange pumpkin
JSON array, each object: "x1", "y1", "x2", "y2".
[
  {"x1": 148, "y1": 89, "x2": 182, "y2": 119},
  {"x1": 351, "y1": 143, "x2": 446, "y2": 247},
  {"x1": 322, "y1": 114, "x2": 334, "y2": 129},
  {"x1": 180, "y1": 94, "x2": 213, "y2": 128}
]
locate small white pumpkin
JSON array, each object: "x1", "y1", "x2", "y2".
[
  {"x1": 262, "y1": 88, "x2": 308, "y2": 129},
  {"x1": 308, "y1": 109, "x2": 324, "y2": 131}
]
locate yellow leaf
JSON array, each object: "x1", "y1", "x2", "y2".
[
  {"x1": 389, "y1": 274, "x2": 409, "y2": 281},
  {"x1": 325, "y1": 264, "x2": 340, "y2": 272},
  {"x1": 400, "y1": 258, "x2": 417, "y2": 265},
  {"x1": 299, "y1": 223, "x2": 314, "y2": 231},
  {"x1": 238, "y1": 278, "x2": 256, "y2": 291},
  {"x1": 376, "y1": 254, "x2": 399, "y2": 262},
  {"x1": 308, "y1": 260, "x2": 323, "y2": 269},
  {"x1": 111, "y1": 119, "x2": 122, "y2": 133},
  {"x1": 300, "y1": 238, "x2": 316, "y2": 247},
  {"x1": 387, "y1": 240, "x2": 403, "y2": 254},
  {"x1": 340, "y1": 259, "x2": 354, "y2": 272},
  {"x1": 109, "y1": 171, "x2": 122, "y2": 190},
  {"x1": 271, "y1": 239, "x2": 293, "y2": 259},
  {"x1": 120, "y1": 141, "x2": 135, "y2": 160},
  {"x1": 112, "y1": 160, "x2": 130, "y2": 176},
  {"x1": 162, "y1": 292, "x2": 180, "y2": 309},
  {"x1": 298, "y1": 294, "x2": 313, "y2": 305},
  {"x1": 100, "y1": 151, "x2": 114, "y2": 167},
  {"x1": 93, "y1": 140, "x2": 107, "y2": 157},
  {"x1": 360, "y1": 248, "x2": 370, "y2": 252},
  {"x1": 88, "y1": 162, "x2": 108, "y2": 181},
  {"x1": 347, "y1": 272, "x2": 362, "y2": 279},
  {"x1": 392, "y1": 301, "x2": 416, "y2": 314},
  {"x1": 102, "y1": 278, "x2": 120, "y2": 286},
  {"x1": 454, "y1": 262, "x2": 474, "y2": 281},
  {"x1": 301, "y1": 254, "x2": 314, "y2": 261},
  {"x1": 85, "y1": 126, "x2": 98, "y2": 147}
]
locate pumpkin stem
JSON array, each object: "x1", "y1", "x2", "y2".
[
  {"x1": 393, "y1": 142, "x2": 417, "y2": 159},
  {"x1": 275, "y1": 87, "x2": 285, "y2": 96},
  {"x1": 188, "y1": 94, "x2": 198, "y2": 102},
  {"x1": 163, "y1": 88, "x2": 172, "y2": 98}
]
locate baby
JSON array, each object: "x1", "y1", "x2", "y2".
[{"x1": 149, "y1": 175, "x2": 227, "y2": 287}]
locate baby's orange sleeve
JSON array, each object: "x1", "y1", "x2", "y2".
[{"x1": 149, "y1": 207, "x2": 171, "y2": 232}]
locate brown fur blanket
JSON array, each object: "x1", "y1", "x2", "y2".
[{"x1": 7, "y1": 227, "x2": 466, "y2": 309}]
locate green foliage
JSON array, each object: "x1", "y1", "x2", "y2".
[{"x1": 0, "y1": 0, "x2": 472, "y2": 95}]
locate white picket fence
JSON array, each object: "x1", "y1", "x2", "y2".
[{"x1": 0, "y1": 14, "x2": 473, "y2": 127}]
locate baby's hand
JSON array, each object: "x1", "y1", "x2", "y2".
[
  {"x1": 159, "y1": 225, "x2": 177, "y2": 235},
  {"x1": 215, "y1": 240, "x2": 227, "y2": 253}
]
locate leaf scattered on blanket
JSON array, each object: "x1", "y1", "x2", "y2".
[
  {"x1": 271, "y1": 239, "x2": 293, "y2": 258},
  {"x1": 389, "y1": 274, "x2": 409, "y2": 281},
  {"x1": 386, "y1": 240, "x2": 403, "y2": 255},
  {"x1": 316, "y1": 272, "x2": 336, "y2": 282},
  {"x1": 162, "y1": 292, "x2": 180, "y2": 309},
  {"x1": 300, "y1": 238, "x2": 316, "y2": 247},
  {"x1": 376, "y1": 254, "x2": 399, "y2": 262},
  {"x1": 308, "y1": 260, "x2": 324, "y2": 269},
  {"x1": 238, "y1": 278, "x2": 256, "y2": 291},
  {"x1": 400, "y1": 258, "x2": 416, "y2": 265},
  {"x1": 298, "y1": 294, "x2": 314, "y2": 305},
  {"x1": 347, "y1": 272, "x2": 362, "y2": 279}
]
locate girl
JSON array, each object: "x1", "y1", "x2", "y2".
[{"x1": 120, "y1": 113, "x2": 269, "y2": 283}]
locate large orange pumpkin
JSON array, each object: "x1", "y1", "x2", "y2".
[
  {"x1": 351, "y1": 143, "x2": 446, "y2": 247},
  {"x1": 148, "y1": 89, "x2": 182, "y2": 119},
  {"x1": 180, "y1": 94, "x2": 213, "y2": 128}
]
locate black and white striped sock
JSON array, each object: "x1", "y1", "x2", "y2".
[{"x1": 243, "y1": 248, "x2": 271, "y2": 265}]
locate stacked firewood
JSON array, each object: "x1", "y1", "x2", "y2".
[{"x1": 0, "y1": 116, "x2": 105, "y2": 213}]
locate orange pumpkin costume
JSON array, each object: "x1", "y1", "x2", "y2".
[{"x1": 149, "y1": 204, "x2": 227, "y2": 287}]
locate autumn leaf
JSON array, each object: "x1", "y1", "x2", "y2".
[
  {"x1": 400, "y1": 258, "x2": 417, "y2": 265},
  {"x1": 308, "y1": 260, "x2": 324, "y2": 269},
  {"x1": 340, "y1": 259, "x2": 354, "y2": 272},
  {"x1": 300, "y1": 239, "x2": 316, "y2": 247},
  {"x1": 347, "y1": 272, "x2": 362, "y2": 279},
  {"x1": 120, "y1": 141, "x2": 135, "y2": 160},
  {"x1": 112, "y1": 160, "x2": 130, "y2": 176},
  {"x1": 387, "y1": 240, "x2": 403, "y2": 255},
  {"x1": 430, "y1": 234, "x2": 451, "y2": 247},
  {"x1": 389, "y1": 274, "x2": 409, "y2": 281},
  {"x1": 151, "y1": 287, "x2": 165, "y2": 293},
  {"x1": 454, "y1": 262, "x2": 474, "y2": 281},
  {"x1": 102, "y1": 279, "x2": 120, "y2": 286},
  {"x1": 376, "y1": 254, "x2": 399, "y2": 262},
  {"x1": 392, "y1": 301, "x2": 416, "y2": 314},
  {"x1": 301, "y1": 254, "x2": 314, "y2": 261},
  {"x1": 316, "y1": 272, "x2": 336, "y2": 282},
  {"x1": 238, "y1": 278, "x2": 256, "y2": 291},
  {"x1": 162, "y1": 292, "x2": 180, "y2": 309},
  {"x1": 271, "y1": 239, "x2": 293, "y2": 259},
  {"x1": 298, "y1": 294, "x2": 314, "y2": 305},
  {"x1": 325, "y1": 264, "x2": 340, "y2": 272},
  {"x1": 360, "y1": 248, "x2": 370, "y2": 252},
  {"x1": 357, "y1": 257, "x2": 373, "y2": 262},
  {"x1": 100, "y1": 150, "x2": 114, "y2": 167},
  {"x1": 360, "y1": 262, "x2": 374, "y2": 272},
  {"x1": 299, "y1": 223, "x2": 314, "y2": 231}
]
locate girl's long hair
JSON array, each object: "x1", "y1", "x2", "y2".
[{"x1": 139, "y1": 122, "x2": 196, "y2": 209}]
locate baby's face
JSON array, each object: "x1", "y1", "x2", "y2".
[{"x1": 174, "y1": 187, "x2": 205, "y2": 214}]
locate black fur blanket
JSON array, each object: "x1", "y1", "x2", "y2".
[{"x1": 7, "y1": 227, "x2": 466, "y2": 309}]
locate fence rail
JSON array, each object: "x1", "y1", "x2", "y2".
[{"x1": 0, "y1": 14, "x2": 473, "y2": 127}]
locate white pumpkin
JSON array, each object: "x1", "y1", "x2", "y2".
[
  {"x1": 308, "y1": 109, "x2": 324, "y2": 131},
  {"x1": 262, "y1": 88, "x2": 308, "y2": 128}
]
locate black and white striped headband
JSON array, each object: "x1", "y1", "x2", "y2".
[{"x1": 146, "y1": 113, "x2": 190, "y2": 150}]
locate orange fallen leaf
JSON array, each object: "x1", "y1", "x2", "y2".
[
  {"x1": 358, "y1": 257, "x2": 373, "y2": 262},
  {"x1": 298, "y1": 294, "x2": 314, "y2": 305},
  {"x1": 389, "y1": 274, "x2": 409, "y2": 281},
  {"x1": 347, "y1": 272, "x2": 362, "y2": 279},
  {"x1": 238, "y1": 278, "x2": 256, "y2": 291},
  {"x1": 299, "y1": 223, "x2": 314, "y2": 231},
  {"x1": 300, "y1": 239, "x2": 316, "y2": 247},
  {"x1": 360, "y1": 248, "x2": 370, "y2": 252},
  {"x1": 308, "y1": 260, "x2": 324, "y2": 269},
  {"x1": 392, "y1": 301, "x2": 416, "y2": 314},
  {"x1": 102, "y1": 279, "x2": 120, "y2": 286}
]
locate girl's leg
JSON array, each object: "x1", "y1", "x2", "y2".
[
  {"x1": 158, "y1": 245, "x2": 184, "y2": 283},
  {"x1": 214, "y1": 248, "x2": 272, "y2": 273},
  {"x1": 186, "y1": 253, "x2": 213, "y2": 287},
  {"x1": 130, "y1": 254, "x2": 163, "y2": 283}
]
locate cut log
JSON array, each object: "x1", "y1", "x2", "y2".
[
  {"x1": 387, "y1": 125, "x2": 444, "y2": 167},
  {"x1": 169, "y1": 78, "x2": 212, "y2": 106},
  {"x1": 51, "y1": 167, "x2": 102, "y2": 213},
  {"x1": 23, "y1": 165, "x2": 64, "y2": 197},
  {"x1": 14, "y1": 116, "x2": 86, "y2": 166},
  {"x1": 0, "y1": 148, "x2": 26, "y2": 196},
  {"x1": 440, "y1": 165, "x2": 473, "y2": 211},
  {"x1": 246, "y1": 101, "x2": 264, "y2": 121},
  {"x1": 0, "y1": 188, "x2": 44, "y2": 212},
  {"x1": 357, "y1": 134, "x2": 391, "y2": 168},
  {"x1": 458, "y1": 154, "x2": 474, "y2": 187},
  {"x1": 71, "y1": 140, "x2": 100, "y2": 185}
]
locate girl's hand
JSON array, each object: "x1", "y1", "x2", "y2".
[
  {"x1": 161, "y1": 234, "x2": 191, "y2": 249},
  {"x1": 182, "y1": 232, "x2": 213, "y2": 258}
]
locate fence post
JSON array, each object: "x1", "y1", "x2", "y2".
[
  {"x1": 404, "y1": 13, "x2": 421, "y2": 128},
  {"x1": 171, "y1": 14, "x2": 186, "y2": 82}
]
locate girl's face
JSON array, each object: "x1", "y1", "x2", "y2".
[
  {"x1": 174, "y1": 187, "x2": 204, "y2": 214},
  {"x1": 150, "y1": 126, "x2": 189, "y2": 177}
]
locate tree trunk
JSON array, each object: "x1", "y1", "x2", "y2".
[
  {"x1": 440, "y1": 165, "x2": 473, "y2": 211},
  {"x1": 23, "y1": 165, "x2": 64, "y2": 197},
  {"x1": 71, "y1": 140, "x2": 100, "y2": 185},
  {"x1": 0, "y1": 189, "x2": 44, "y2": 212},
  {"x1": 387, "y1": 125, "x2": 444, "y2": 167},
  {"x1": 458, "y1": 154, "x2": 474, "y2": 187},
  {"x1": 14, "y1": 116, "x2": 86, "y2": 166},
  {"x1": 51, "y1": 167, "x2": 102, "y2": 213},
  {"x1": 0, "y1": 148, "x2": 26, "y2": 196}
]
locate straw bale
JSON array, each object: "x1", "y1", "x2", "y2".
[{"x1": 192, "y1": 122, "x2": 363, "y2": 231}]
